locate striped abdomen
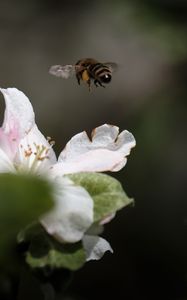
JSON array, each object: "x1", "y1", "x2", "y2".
[{"x1": 88, "y1": 63, "x2": 112, "y2": 84}]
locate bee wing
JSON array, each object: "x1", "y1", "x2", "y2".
[
  {"x1": 49, "y1": 64, "x2": 76, "y2": 79},
  {"x1": 104, "y1": 62, "x2": 118, "y2": 72}
]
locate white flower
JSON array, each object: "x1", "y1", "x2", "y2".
[
  {"x1": 0, "y1": 88, "x2": 93, "y2": 243},
  {"x1": 0, "y1": 87, "x2": 136, "y2": 259}
]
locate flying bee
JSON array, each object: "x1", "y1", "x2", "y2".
[{"x1": 49, "y1": 58, "x2": 117, "y2": 90}]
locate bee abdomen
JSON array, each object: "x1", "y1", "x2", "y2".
[
  {"x1": 90, "y1": 64, "x2": 112, "y2": 84},
  {"x1": 89, "y1": 64, "x2": 111, "y2": 80},
  {"x1": 89, "y1": 63, "x2": 102, "y2": 73},
  {"x1": 95, "y1": 67, "x2": 111, "y2": 77}
]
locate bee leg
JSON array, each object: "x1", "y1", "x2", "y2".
[
  {"x1": 94, "y1": 79, "x2": 100, "y2": 87},
  {"x1": 87, "y1": 79, "x2": 91, "y2": 91},
  {"x1": 97, "y1": 80, "x2": 105, "y2": 88},
  {"x1": 76, "y1": 74, "x2": 81, "y2": 85}
]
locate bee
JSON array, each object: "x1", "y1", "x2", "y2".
[{"x1": 49, "y1": 58, "x2": 117, "y2": 90}]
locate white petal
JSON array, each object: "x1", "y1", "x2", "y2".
[
  {"x1": 40, "y1": 177, "x2": 94, "y2": 243},
  {"x1": 0, "y1": 88, "x2": 35, "y2": 139},
  {"x1": 51, "y1": 149, "x2": 126, "y2": 175},
  {"x1": 91, "y1": 124, "x2": 120, "y2": 147},
  {"x1": 83, "y1": 235, "x2": 113, "y2": 261},
  {"x1": 53, "y1": 124, "x2": 135, "y2": 175},
  {"x1": 0, "y1": 148, "x2": 15, "y2": 173},
  {"x1": 16, "y1": 124, "x2": 56, "y2": 173}
]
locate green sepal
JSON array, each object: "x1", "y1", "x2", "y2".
[
  {"x1": 67, "y1": 172, "x2": 134, "y2": 223},
  {"x1": 24, "y1": 225, "x2": 86, "y2": 271}
]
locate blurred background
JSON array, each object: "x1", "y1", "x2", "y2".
[{"x1": 0, "y1": 0, "x2": 187, "y2": 299}]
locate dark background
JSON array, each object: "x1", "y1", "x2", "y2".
[{"x1": 0, "y1": 0, "x2": 187, "y2": 299}]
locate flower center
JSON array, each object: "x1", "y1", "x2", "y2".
[
  {"x1": 17, "y1": 138, "x2": 55, "y2": 173},
  {"x1": 30, "y1": 143, "x2": 50, "y2": 171}
]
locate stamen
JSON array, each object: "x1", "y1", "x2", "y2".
[
  {"x1": 24, "y1": 149, "x2": 32, "y2": 157},
  {"x1": 45, "y1": 148, "x2": 49, "y2": 153},
  {"x1": 49, "y1": 140, "x2": 55, "y2": 146},
  {"x1": 18, "y1": 136, "x2": 56, "y2": 172},
  {"x1": 20, "y1": 143, "x2": 50, "y2": 172},
  {"x1": 46, "y1": 136, "x2": 55, "y2": 146}
]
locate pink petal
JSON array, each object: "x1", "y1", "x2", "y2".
[
  {"x1": 0, "y1": 88, "x2": 35, "y2": 159},
  {"x1": 0, "y1": 127, "x2": 19, "y2": 160},
  {"x1": 1, "y1": 88, "x2": 35, "y2": 137}
]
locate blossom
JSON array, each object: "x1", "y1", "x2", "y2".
[{"x1": 0, "y1": 87, "x2": 135, "y2": 261}]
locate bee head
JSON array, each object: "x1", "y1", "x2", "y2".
[{"x1": 100, "y1": 74, "x2": 112, "y2": 84}]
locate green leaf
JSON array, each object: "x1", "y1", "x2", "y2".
[
  {"x1": 0, "y1": 173, "x2": 54, "y2": 260},
  {"x1": 26, "y1": 227, "x2": 86, "y2": 271},
  {"x1": 67, "y1": 172, "x2": 133, "y2": 222}
]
